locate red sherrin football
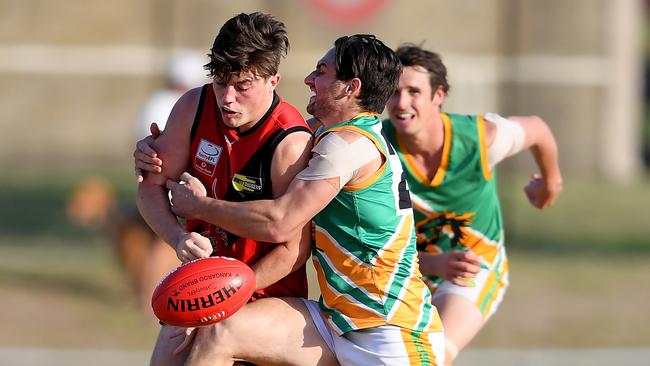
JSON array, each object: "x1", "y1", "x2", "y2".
[{"x1": 152, "y1": 256, "x2": 255, "y2": 327}]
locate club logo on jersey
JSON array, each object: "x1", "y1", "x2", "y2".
[
  {"x1": 231, "y1": 174, "x2": 263, "y2": 195},
  {"x1": 194, "y1": 139, "x2": 222, "y2": 176},
  {"x1": 416, "y1": 211, "x2": 474, "y2": 250}
]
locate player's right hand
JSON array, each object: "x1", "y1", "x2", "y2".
[
  {"x1": 524, "y1": 173, "x2": 563, "y2": 209},
  {"x1": 134, "y1": 122, "x2": 163, "y2": 182},
  {"x1": 176, "y1": 232, "x2": 213, "y2": 263},
  {"x1": 439, "y1": 251, "x2": 481, "y2": 286}
]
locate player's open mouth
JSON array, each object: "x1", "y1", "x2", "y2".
[
  {"x1": 394, "y1": 113, "x2": 414, "y2": 121},
  {"x1": 221, "y1": 107, "x2": 239, "y2": 119},
  {"x1": 308, "y1": 90, "x2": 316, "y2": 102}
]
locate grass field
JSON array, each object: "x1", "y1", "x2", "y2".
[
  {"x1": 1, "y1": 169, "x2": 649, "y2": 351},
  {"x1": 1, "y1": 241, "x2": 649, "y2": 350}
]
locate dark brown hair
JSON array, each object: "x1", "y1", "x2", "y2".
[
  {"x1": 395, "y1": 44, "x2": 450, "y2": 95},
  {"x1": 206, "y1": 12, "x2": 289, "y2": 82},
  {"x1": 334, "y1": 34, "x2": 401, "y2": 114}
]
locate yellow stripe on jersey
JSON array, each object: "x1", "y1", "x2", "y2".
[
  {"x1": 344, "y1": 163, "x2": 387, "y2": 191},
  {"x1": 372, "y1": 214, "x2": 415, "y2": 294},
  {"x1": 390, "y1": 274, "x2": 442, "y2": 333},
  {"x1": 396, "y1": 133, "x2": 430, "y2": 184},
  {"x1": 315, "y1": 125, "x2": 386, "y2": 156},
  {"x1": 373, "y1": 214, "x2": 442, "y2": 333},
  {"x1": 313, "y1": 227, "x2": 381, "y2": 299},
  {"x1": 395, "y1": 113, "x2": 452, "y2": 187},
  {"x1": 456, "y1": 226, "x2": 500, "y2": 264},
  {"x1": 477, "y1": 255, "x2": 509, "y2": 319},
  {"x1": 318, "y1": 125, "x2": 388, "y2": 191},
  {"x1": 312, "y1": 257, "x2": 386, "y2": 330},
  {"x1": 400, "y1": 328, "x2": 439, "y2": 366},
  {"x1": 477, "y1": 115, "x2": 493, "y2": 181},
  {"x1": 431, "y1": 113, "x2": 453, "y2": 186}
]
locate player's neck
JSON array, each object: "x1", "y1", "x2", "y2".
[
  {"x1": 320, "y1": 104, "x2": 363, "y2": 127},
  {"x1": 402, "y1": 113, "x2": 445, "y2": 159}
]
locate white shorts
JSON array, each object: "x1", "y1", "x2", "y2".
[
  {"x1": 303, "y1": 299, "x2": 445, "y2": 366},
  {"x1": 427, "y1": 246, "x2": 509, "y2": 320}
]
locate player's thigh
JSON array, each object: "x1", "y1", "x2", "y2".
[
  {"x1": 150, "y1": 324, "x2": 190, "y2": 366},
  {"x1": 433, "y1": 293, "x2": 484, "y2": 351},
  {"x1": 193, "y1": 297, "x2": 338, "y2": 366}
]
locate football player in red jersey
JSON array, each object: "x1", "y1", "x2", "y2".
[{"x1": 136, "y1": 12, "x2": 334, "y2": 366}]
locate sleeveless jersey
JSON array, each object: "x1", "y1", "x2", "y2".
[
  {"x1": 311, "y1": 114, "x2": 442, "y2": 335},
  {"x1": 187, "y1": 84, "x2": 311, "y2": 299},
  {"x1": 383, "y1": 113, "x2": 506, "y2": 288}
]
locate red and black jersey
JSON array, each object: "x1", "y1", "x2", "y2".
[{"x1": 186, "y1": 84, "x2": 311, "y2": 299}]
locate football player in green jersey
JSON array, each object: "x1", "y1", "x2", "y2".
[{"x1": 383, "y1": 44, "x2": 563, "y2": 365}]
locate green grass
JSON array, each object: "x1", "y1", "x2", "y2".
[
  {"x1": 497, "y1": 175, "x2": 650, "y2": 253},
  {"x1": 475, "y1": 252, "x2": 650, "y2": 347},
  {"x1": 0, "y1": 240, "x2": 159, "y2": 349},
  {"x1": 1, "y1": 241, "x2": 648, "y2": 349},
  {"x1": 0, "y1": 171, "x2": 649, "y2": 348}
]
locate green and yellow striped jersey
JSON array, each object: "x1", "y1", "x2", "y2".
[
  {"x1": 383, "y1": 113, "x2": 505, "y2": 287},
  {"x1": 312, "y1": 114, "x2": 442, "y2": 335}
]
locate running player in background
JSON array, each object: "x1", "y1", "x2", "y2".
[{"x1": 382, "y1": 44, "x2": 563, "y2": 365}]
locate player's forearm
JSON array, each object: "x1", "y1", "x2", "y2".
[
  {"x1": 249, "y1": 226, "x2": 311, "y2": 291},
  {"x1": 194, "y1": 196, "x2": 300, "y2": 243},
  {"x1": 137, "y1": 182, "x2": 188, "y2": 249},
  {"x1": 529, "y1": 121, "x2": 562, "y2": 183},
  {"x1": 417, "y1": 251, "x2": 445, "y2": 277}
]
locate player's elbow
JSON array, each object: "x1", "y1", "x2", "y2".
[
  {"x1": 265, "y1": 224, "x2": 298, "y2": 244},
  {"x1": 258, "y1": 208, "x2": 291, "y2": 243}
]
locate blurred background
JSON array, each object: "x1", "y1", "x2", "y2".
[{"x1": 1, "y1": 0, "x2": 649, "y2": 365}]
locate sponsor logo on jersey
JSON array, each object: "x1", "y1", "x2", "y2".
[
  {"x1": 231, "y1": 174, "x2": 263, "y2": 194},
  {"x1": 194, "y1": 139, "x2": 222, "y2": 176}
]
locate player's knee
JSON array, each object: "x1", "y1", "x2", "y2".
[{"x1": 192, "y1": 321, "x2": 234, "y2": 355}]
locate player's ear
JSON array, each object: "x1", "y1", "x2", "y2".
[
  {"x1": 348, "y1": 78, "x2": 361, "y2": 95},
  {"x1": 269, "y1": 73, "x2": 281, "y2": 89},
  {"x1": 432, "y1": 85, "x2": 446, "y2": 106}
]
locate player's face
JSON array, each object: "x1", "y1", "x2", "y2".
[
  {"x1": 304, "y1": 48, "x2": 346, "y2": 124},
  {"x1": 387, "y1": 66, "x2": 440, "y2": 135},
  {"x1": 212, "y1": 70, "x2": 279, "y2": 132}
]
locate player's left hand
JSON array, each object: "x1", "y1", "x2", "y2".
[
  {"x1": 524, "y1": 173, "x2": 562, "y2": 209},
  {"x1": 170, "y1": 327, "x2": 197, "y2": 355},
  {"x1": 167, "y1": 172, "x2": 208, "y2": 219},
  {"x1": 134, "y1": 122, "x2": 163, "y2": 182}
]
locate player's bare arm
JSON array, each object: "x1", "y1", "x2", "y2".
[
  {"x1": 247, "y1": 130, "x2": 315, "y2": 290},
  {"x1": 178, "y1": 129, "x2": 381, "y2": 244},
  {"x1": 484, "y1": 115, "x2": 563, "y2": 209},
  {"x1": 164, "y1": 130, "x2": 315, "y2": 289},
  {"x1": 137, "y1": 87, "x2": 212, "y2": 262}
]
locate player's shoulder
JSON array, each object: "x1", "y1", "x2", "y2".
[
  {"x1": 164, "y1": 86, "x2": 204, "y2": 130},
  {"x1": 177, "y1": 85, "x2": 204, "y2": 108}
]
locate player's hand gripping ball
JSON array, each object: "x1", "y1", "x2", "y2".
[{"x1": 152, "y1": 257, "x2": 255, "y2": 327}]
